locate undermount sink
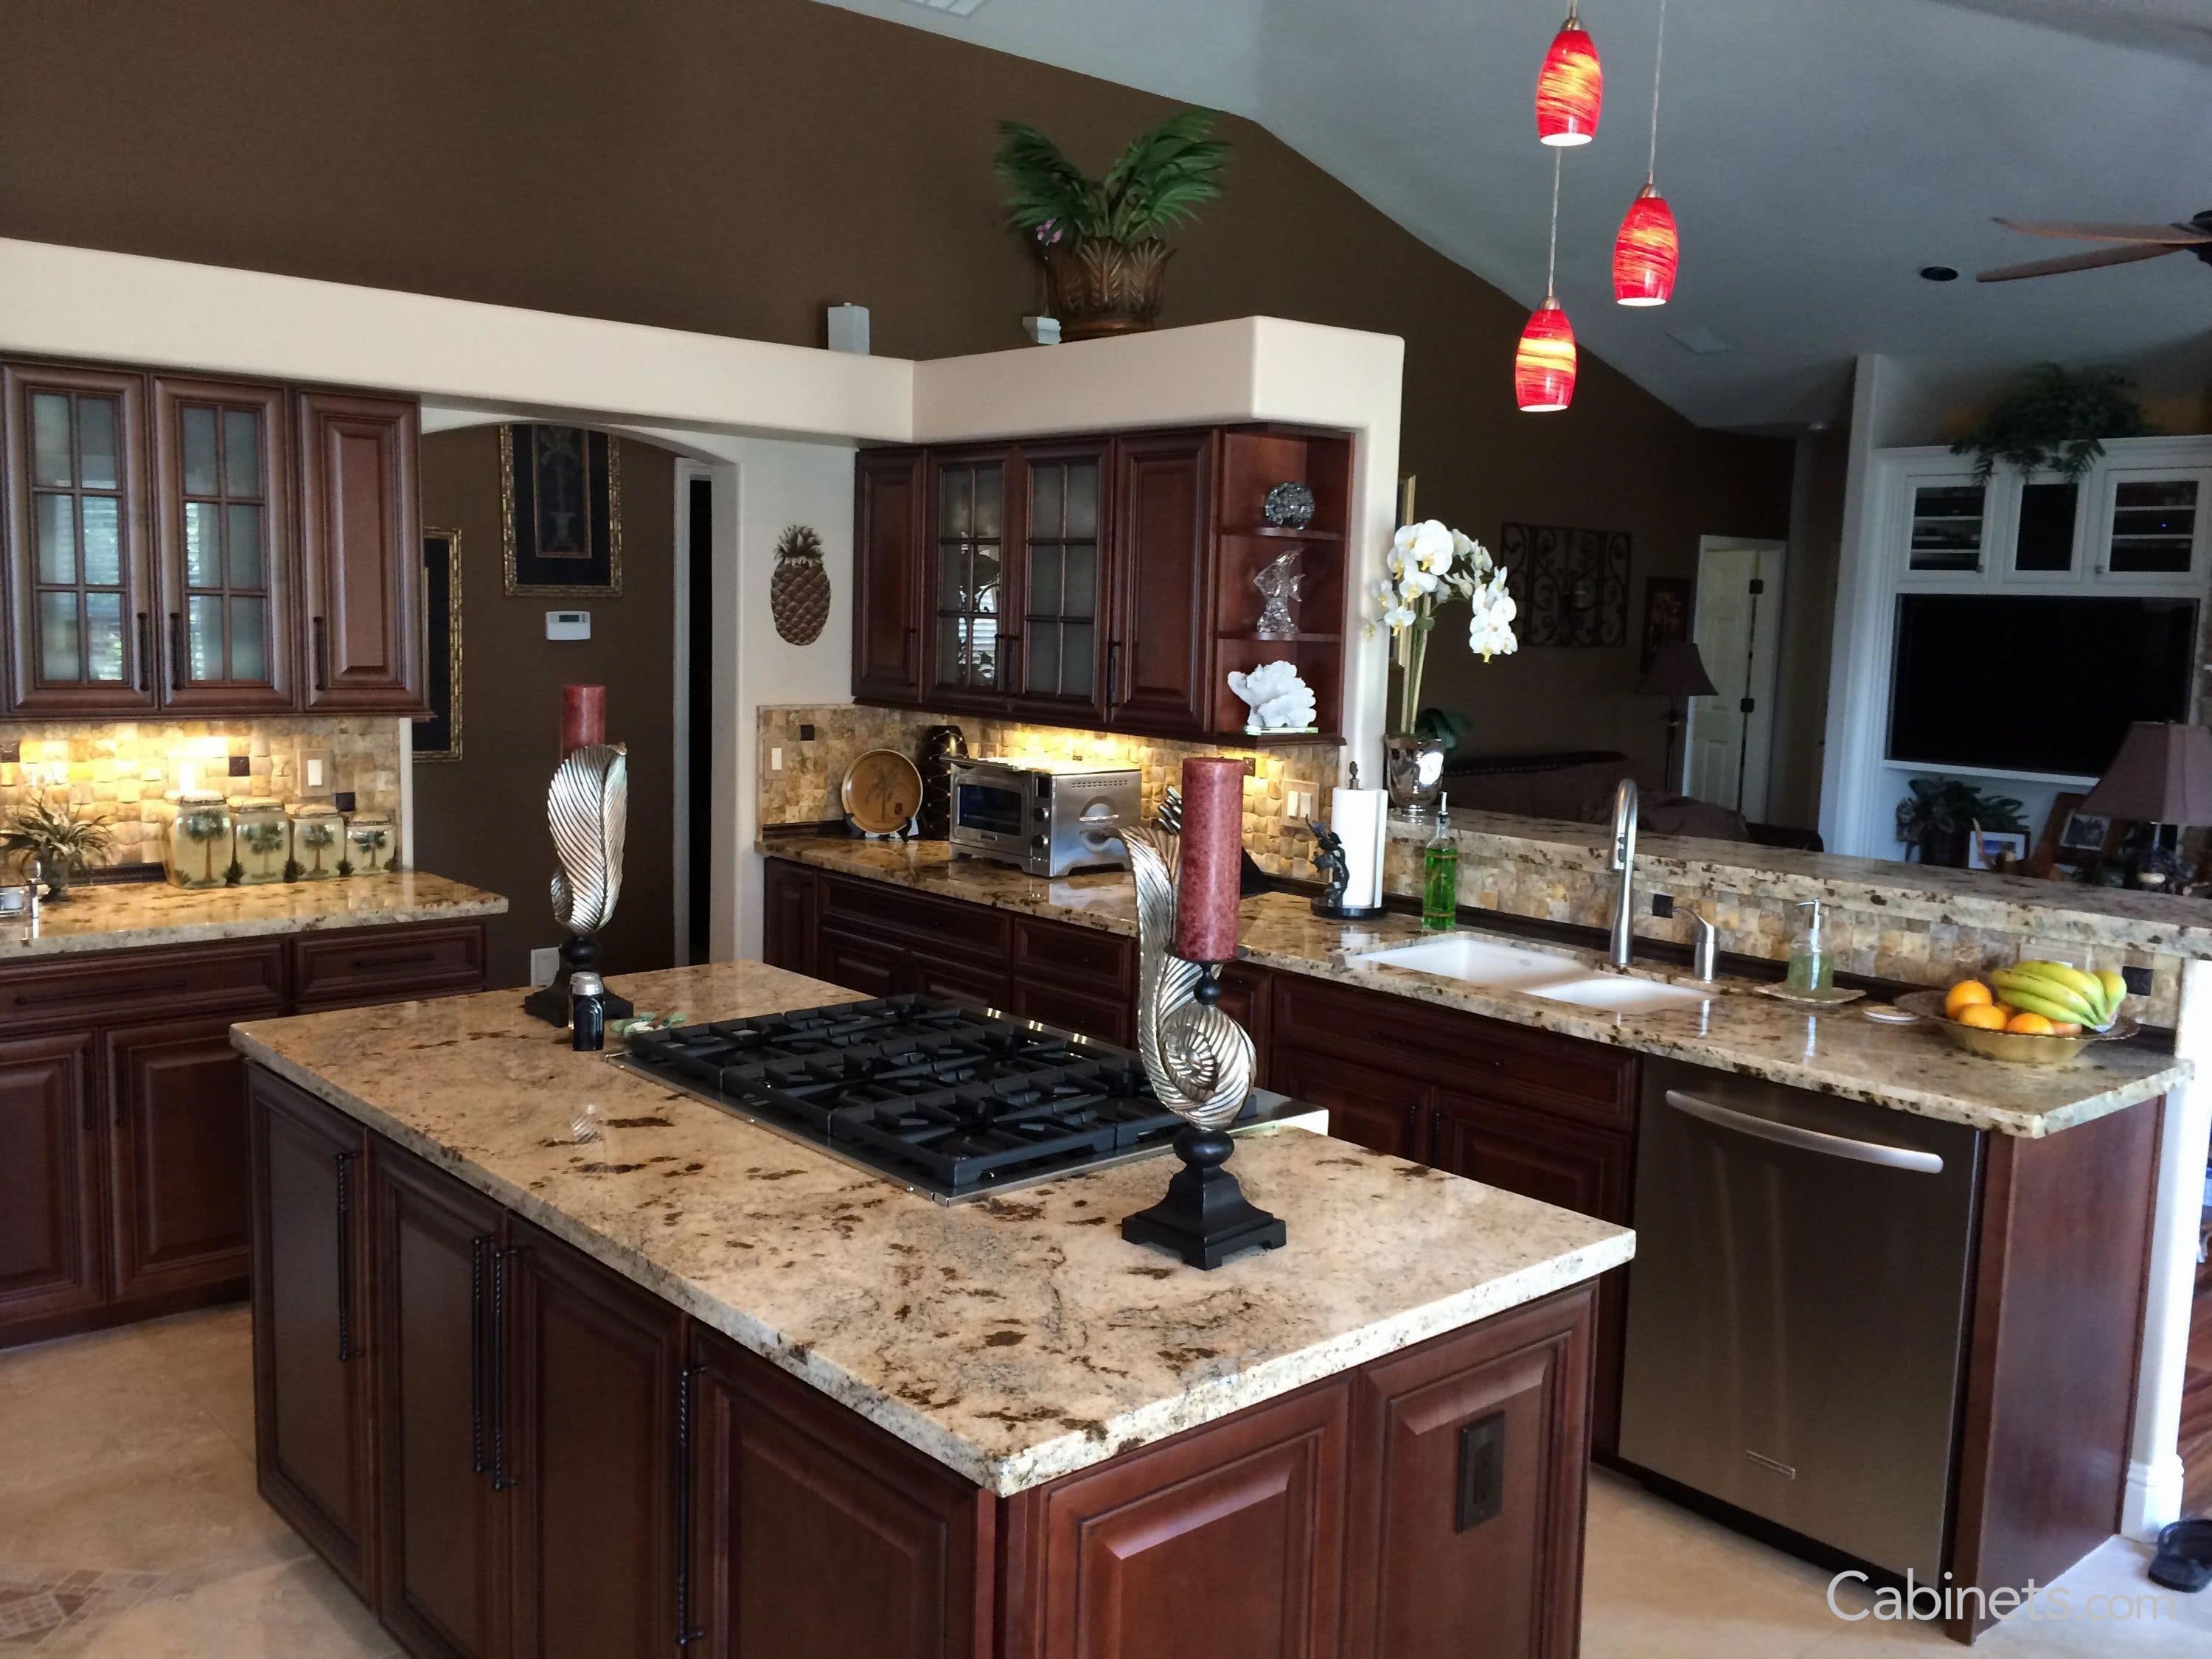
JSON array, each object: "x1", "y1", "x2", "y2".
[
  {"x1": 1353, "y1": 934, "x2": 1586, "y2": 990},
  {"x1": 1524, "y1": 975, "x2": 1714, "y2": 1016}
]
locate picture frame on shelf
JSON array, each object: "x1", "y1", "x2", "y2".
[
  {"x1": 501, "y1": 424, "x2": 625, "y2": 595},
  {"x1": 1969, "y1": 829, "x2": 2028, "y2": 872},
  {"x1": 2028, "y1": 790, "x2": 2124, "y2": 878}
]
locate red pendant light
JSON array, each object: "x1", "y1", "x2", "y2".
[
  {"x1": 1614, "y1": 184, "x2": 1680, "y2": 306},
  {"x1": 1535, "y1": 4, "x2": 1603, "y2": 147},
  {"x1": 1515, "y1": 299, "x2": 1578, "y2": 412},
  {"x1": 1614, "y1": 0, "x2": 1679, "y2": 306}
]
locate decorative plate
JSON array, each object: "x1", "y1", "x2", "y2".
[
  {"x1": 1262, "y1": 480, "x2": 1316, "y2": 529},
  {"x1": 841, "y1": 748, "x2": 924, "y2": 835}
]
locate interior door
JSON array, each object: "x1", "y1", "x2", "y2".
[
  {"x1": 1685, "y1": 540, "x2": 1786, "y2": 814},
  {"x1": 1108, "y1": 431, "x2": 1214, "y2": 735},
  {"x1": 298, "y1": 389, "x2": 424, "y2": 712},
  {"x1": 0, "y1": 1031, "x2": 103, "y2": 1333}
]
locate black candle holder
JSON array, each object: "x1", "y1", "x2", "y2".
[{"x1": 522, "y1": 931, "x2": 636, "y2": 1026}]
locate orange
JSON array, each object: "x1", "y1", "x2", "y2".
[
  {"x1": 1955, "y1": 1005, "x2": 2009, "y2": 1031},
  {"x1": 1944, "y1": 980, "x2": 1994, "y2": 1017},
  {"x1": 2004, "y1": 1011, "x2": 2056, "y2": 1036},
  {"x1": 2050, "y1": 1022, "x2": 2082, "y2": 1037}
]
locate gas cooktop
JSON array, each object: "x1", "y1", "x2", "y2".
[{"x1": 616, "y1": 994, "x2": 1273, "y2": 1203}]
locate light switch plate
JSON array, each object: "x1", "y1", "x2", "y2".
[
  {"x1": 529, "y1": 947, "x2": 560, "y2": 988},
  {"x1": 297, "y1": 748, "x2": 333, "y2": 797},
  {"x1": 546, "y1": 610, "x2": 591, "y2": 641}
]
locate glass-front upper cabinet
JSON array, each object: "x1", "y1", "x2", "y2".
[
  {"x1": 2006, "y1": 478, "x2": 2084, "y2": 580},
  {"x1": 1018, "y1": 447, "x2": 1107, "y2": 715},
  {"x1": 2, "y1": 364, "x2": 156, "y2": 711},
  {"x1": 151, "y1": 378, "x2": 293, "y2": 709},
  {"x1": 927, "y1": 454, "x2": 1008, "y2": 703},
  {"x1": 2096, "y1": 467, "x2": 2205, "y2": 582},
  {"x1": 1902, "y1": 476, "x2": 1988, "y2": 574}
]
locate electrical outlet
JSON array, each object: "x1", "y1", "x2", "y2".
[
  {"x1": 334, "y1": 790, "x2": 358, "y2": 814},
  {"x1": 228, "y1": 754, "x2": 251, "y2": 778},
  {"x1": 3, "y1": 740, "x2": 24, "y2": 765},
  {"x1": 1650, "y1": 893, "x2": 1675, "y2": 919},
  {"x1": 530, "y1": 947, "x2": 560, "y2": 988},
  {"x1": 798, "y1": 723, "x2": 816, "y2": 742}
]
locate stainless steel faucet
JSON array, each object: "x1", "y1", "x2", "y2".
[
  {"x1": 1687, "y1": 910, "x2": 1719, "y2": 983},
  {"x1": 1608, "y1": 777, "x2": 1638, "y2": 968}
]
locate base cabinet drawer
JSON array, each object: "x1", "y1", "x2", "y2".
[
  {"x1": 0, "y1": 942, "x2": 283, "y2": 1032},
  {"x1": 293, "y1": 923, "x2": 488, "y2": 1007}
]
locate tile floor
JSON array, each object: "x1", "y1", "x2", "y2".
[{"x1": 1, "y1": 1305, "x2": 2208, "y2": 1656}]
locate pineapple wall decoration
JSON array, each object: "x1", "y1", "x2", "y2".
[{"x1": 770, "y1": 525, "x2": 832, "y2": 645}]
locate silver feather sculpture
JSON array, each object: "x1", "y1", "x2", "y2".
[
  {"x1": 1124, "y1": 824, "x2": 1253, "y2": 1130},
  {"x1": 547, "y1": 742, "x2": 627, "y2": 935}
]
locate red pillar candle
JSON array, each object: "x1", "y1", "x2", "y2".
[
  {"x1": 1175, "y1": 755, "x2": 1246, "y2": 964},
  {"x1": 561, "y1": 684, "x2": 607, "y2": 754}
]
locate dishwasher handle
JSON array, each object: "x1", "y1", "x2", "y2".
[{"x1": 1662, "y1": 1089, "x2": 1944, "y2": 1175}]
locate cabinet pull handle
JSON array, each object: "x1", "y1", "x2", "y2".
[
  {"x1": 491, "y1": 1243, "x2": 519, "y2": 1492},
  {"x1": 313, "y1": 617, "x2": 329, "y2": 691},
  {"x1": 469, "y1": 1234, "x2": 490, "y2": 1475},
  {"x1": 347, "y1": 948, "x2": 440, "y2": 974},
  {"x1": 13, "y1": 976, "x2": 187, "y2": 1008},
  {"x1": 333, "y1": 1151, "x2": 355, "y2": 1363},
  {"x1": 675, "y1": 1362, "x2": 705, "y2": 1648},
  {"x1": 1106, "y1": 639, "x2": 1121, "y2": 700},
  {"x1": 135, "y1": 612, "x2": 150, "y2": 693},
  {"x1": 168, "y1": 612, "x2": 184, "y2": 692}
]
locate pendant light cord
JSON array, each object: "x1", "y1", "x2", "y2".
[
  {"x1": 1545, "y1": 150, "x2": 1562, "y2": 297},
  {"x1": 1646, "y1": 0, "x2": 1669, "y2": 182}
]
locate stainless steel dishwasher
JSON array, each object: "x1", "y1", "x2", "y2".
[{"x1": 1618, "y1": 1057, "x2": 1983, "y2": 1582}]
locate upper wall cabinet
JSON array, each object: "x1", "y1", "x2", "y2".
[
  {"x1": 2, "y1": 364, "x2": 157, "y2": 713},
  {"x1": 853, "y1": 422, "x2": 1352, "y2": 745},
  {"x1": 1, "y1": 361, "x2": 425, "y2": 718}
]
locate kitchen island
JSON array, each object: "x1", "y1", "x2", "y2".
[{"x1": 234, "y1": 960, "x2": 1633, "y2": 1659}]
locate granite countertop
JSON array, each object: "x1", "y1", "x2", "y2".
[
  {"x1": 0, "y1": 871, "x2": 508, "y2": 958},
  {"x1": 232, "y1": 961, "x2": 1634, "y2": 1497},
  {"x1": 765, "y1": 836, "x2": 2190, "y2": 1138}
]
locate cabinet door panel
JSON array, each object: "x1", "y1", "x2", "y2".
[
  {"x1": 1016, "y1": 445, "x2": 1109, "y2": 720},
  {"x1": 0, "y1": 1032, "x2": 102, "y2": 1331},
  {"x1": 815, "y1": 926, "x2": 907, "y2": 1000},
  {"x1": 508, "y1": 1219, "x2": 684, "y2": 1659},
  {"x1": 299, "y1": 390, "x2": 423, "y2": 712},
  {"x1": 761, "y1": 860, "x2": 819, "y2": 979},
  {"x1": 1109, "y1": 431, "x2": 1214, "y2": 735},
  {"x1": 1270, "y1": 1046, "x2": 1430, "y2": 1164},
  {"x1": 375, "y1": 1145, "x2": 509, "y2": 1659},
  {"x1": 151, "y1": 376, "x2": 294, "y2": 711},
  {"x1": 692, "y1": 1328, "x2": 990, "y2": 1659},
  {"x1": 106, "y1": 1012, "x2": 274, "y2": 1302},
  {"x1": 911, "y1": 953, "x2": 1012, "y2": 1014},
  {"x1": 1342, "y1": 1292, "x2": 1594, "y2": 1659},
  {"x1": 926, "y1": 450, "x2": 1015, "y2": 709},
  {"x1": 1010, "y1": 1381, "x2": 1346, "y2": 1659},
  {"x1": 3, "y1": 364, "x2": 156, "y2": 712},
  {"x1": 853, "y1": 450, "x2": 927, "y2": 703},
  {"x1": 1006, "y1": 979, "x2": 1131, "y2": 1048},
  {"x1": 249, "y1": 1070, "x2": 375, "y2": 1597}
]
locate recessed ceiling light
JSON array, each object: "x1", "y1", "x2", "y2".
[
  {"x1": 1667, "y1": 325, "x2": 1731, "y2": 356},
  {"x1": 1920, "y1": 265, "x2": 1960, "y2": 282}
]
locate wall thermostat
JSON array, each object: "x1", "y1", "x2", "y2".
[{"x1": 546, "y1": 610, "x2": 591, "y2": 641}]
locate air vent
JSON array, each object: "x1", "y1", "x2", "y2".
[{"x1": 1667, "y1": 325, "x2": 1732, "y2": 356}]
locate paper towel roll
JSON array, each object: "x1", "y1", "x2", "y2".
[{"x1": 1331, "y1": 786, "x2": 1388, "y2": 909}]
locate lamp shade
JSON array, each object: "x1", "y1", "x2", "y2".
[
  {"x1": 2081, "y1": 720, "x2": 2212, "y2": 825},
  {"x1": 1638, "y1": 639, "x2": 1717, "y2": 699},
  {"x1": 1515, "y1": 299, "x2": 1578, "y2": 413},
  {"x1": 1536, "y1": 14, "x2": 1604, "y2": 146},
  {"x1": 1613, "y1": 184, "x2": 1680, "y2": 307}
]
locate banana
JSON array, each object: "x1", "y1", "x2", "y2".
[
  {"x1": 2096, "y1": 970, "x2": 2128, "y2": 1021},
  {"x1": 1989, "y1": 971, "x2": 2098, "y2": 1026},
  {"x1": 1994, "y1": 984, "x2": 2097, "y2": 1027},
  {"x1": 2007, "y1": 961, "x2": 2112, "y2": 1027}
]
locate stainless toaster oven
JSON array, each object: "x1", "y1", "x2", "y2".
[{"x1": 947, "y1": 758, "x2": 1140, "y2": 877}]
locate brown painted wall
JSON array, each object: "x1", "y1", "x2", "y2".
[
  {"x1": 413, "y1": 428, "x2": 676, "y2": 991},
  {"x1": 0, "y1": 0, "x2": 1790, "y2": 795}
]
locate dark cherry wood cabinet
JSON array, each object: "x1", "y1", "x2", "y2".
[
  {"x1": 298, "y1": 390, "x2": 422, "y2": 713},
  {"x1": 760, "y1": 857, "x2": 819, "y2": 981},
  {"x1": 250, "y1": 1068, "x2": 376, "y2": 1599},
  {"x1": 0, "y1": 919, "x2": 489, "y2": 1354},
  {"x1": 1270, "y1": 1043, "x2": 1430, "y2": 1164},
  {"x1": 852, "y1": 423, "x2": 1352, "y2": 743}
]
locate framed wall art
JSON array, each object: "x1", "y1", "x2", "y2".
[
  {"x1": 501, "y1": 424, "x2": 624, "y2": 595},
  {"x1": 1500, "y1": 521, "x2": 1631, "y2": 647},
  {"x1": 416, "y1": 526, "x2": 464, "y2": 762},
  {"x1": 1639, "y1": 575, "x2": 1693, "y2": 672}
]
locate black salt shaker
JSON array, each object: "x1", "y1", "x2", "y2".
[{"x1": 568, "y1": 970, "x2": 607, "y2": 1052}]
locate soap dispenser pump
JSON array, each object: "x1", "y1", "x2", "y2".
[{"x1": 1787, "y1": 899, "x2": 1832, "y2": 993}]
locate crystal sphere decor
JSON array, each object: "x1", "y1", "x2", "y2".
[
  {"x1": 1614, "y1": 184, "x2": 1680, "y2": 307},
  {"x1": 1515, "y1": 299, "x2": 1579, "y2": 412},
  {"x1": 1536, "y1": 7, "x2": 1604, "y2": 147}
]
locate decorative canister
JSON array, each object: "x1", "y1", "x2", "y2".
[
  {"x1": 232, "y1": 797, "x2": 289, "y2": 886},
  {"x1": 346, "y1": 810, "x2": 397, "y2": 875},
  {"x1": 287, "y1": 802, "x2": 344, "y2": 881},
  {"x1": 167, "y1": 790, "x2": 234, "y2": 890},
  {"x1": 915, "y1": 723, "x2": 967, "y2": 841}
]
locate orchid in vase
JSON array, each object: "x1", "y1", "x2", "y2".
[{"x1": 1371, "y1": 520, "x2": 1518, "y2": 739}]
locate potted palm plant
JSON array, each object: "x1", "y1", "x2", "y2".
[
  {"x1": 995, "y1": 110, "x2": 1230, "y2": 340},
  {"x1": 2, "y1": 791, "x2": 115, "y2": 902}
]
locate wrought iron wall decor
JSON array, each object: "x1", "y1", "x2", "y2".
[
  {"x1": 1500, "y1": 521, "x2": 1630, "y2": 647},
  {"x1": 416, "y1": 527, "x2": 464, "y2": 762},
  {"x1": 501, "y1": 425, "x2": 625, "y2": 596}
]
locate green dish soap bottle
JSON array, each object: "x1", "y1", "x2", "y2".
[
  {"x1": 1787, "y1": 898, "x2": 1833, "y2": 992},
  {"x1": 1422, "y1": 793, "x2": 1458, "y2": 933}
]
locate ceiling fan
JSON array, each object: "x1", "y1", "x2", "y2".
[{"x1": 1977, "y1": 213, "x2": 2212, "y2": 282}]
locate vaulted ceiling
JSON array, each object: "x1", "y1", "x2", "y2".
[{"x1": 820, "y1": 0, "x2": 2212, "y2": 431}]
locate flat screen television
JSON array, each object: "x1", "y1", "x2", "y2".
[{"x1": 1888, "y1": 594, "x2": 2197, "y2": 777}]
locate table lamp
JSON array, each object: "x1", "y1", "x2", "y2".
[
  {"x1": 1638, "y1": 640, "x2": 1717, "y2": 792},
  {"x1": 2080, "y1": 720, "x2": 2212, "y2": 891}
]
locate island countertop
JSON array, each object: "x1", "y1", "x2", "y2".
[
  {"x1": 232, "y1": 960, "x2": 1635, "y2": 1497},
  {"x1": 764, "y1": 835, "x2": 2190, "y2": 1139},
  {"x1": 0, "y1": 869, "x2": 507, "y2": 957}
]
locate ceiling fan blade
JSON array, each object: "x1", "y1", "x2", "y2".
[
  {"x1": 1977, "y1": 243, "x2": 2183, "y2": 282},
  {"x1": 1994, "y1": 217, "x2": 2212, "y2": 246}
]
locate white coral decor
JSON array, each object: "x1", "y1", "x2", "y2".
[
  {"x1": 1227, "y1": 659, "x2": 1318, "y2": 734},
  {"x1": 1367, "y1": 520, "x2": 1518, "y2": 734}
]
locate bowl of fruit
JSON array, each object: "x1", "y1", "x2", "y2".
[{"x1": 1896, "y1": 962, "x2": 2136, "y2": 1067}]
